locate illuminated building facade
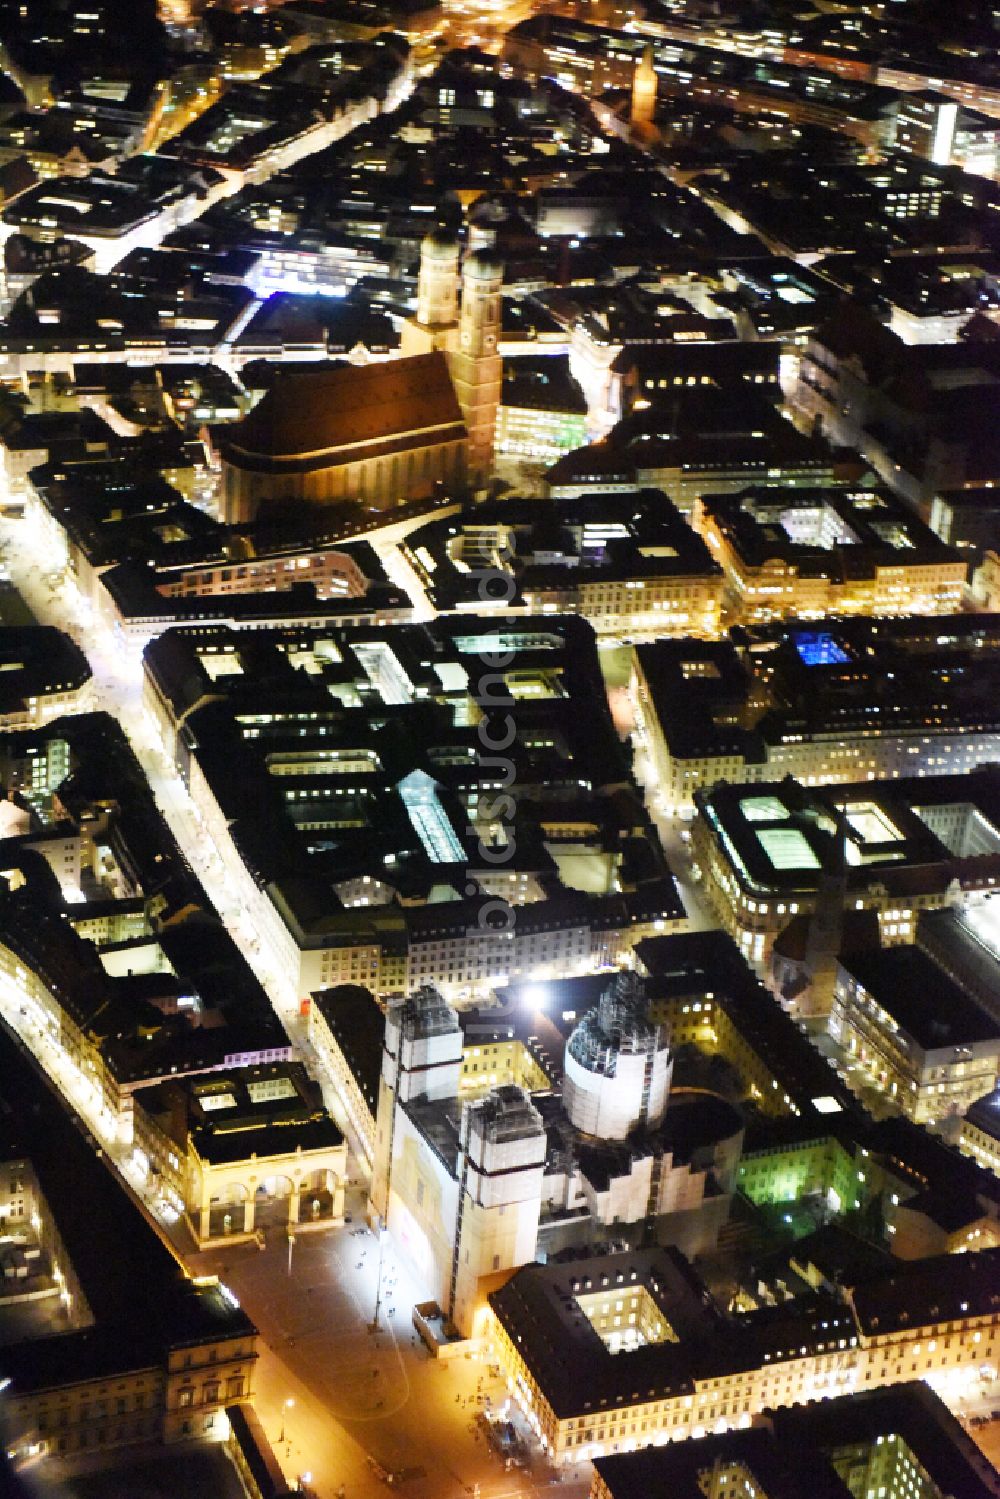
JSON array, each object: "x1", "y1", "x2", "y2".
[
  {"x1": 0, "y1": 712, "x2": 292, "y2": 1208},
  {"x1": 558, "y1": 295, "x2": 738, "y2": 441},
  {"x1": 494, "y1": 357, "x2": 587, "y2": 467},
  {"x1": 448, "y1": 249, "x2": 503, "y2": 484},
  {"x1": 217, "y1": 235, "x2": 506, "y2": 513},
  {"x1": 98, "y1": 548, "x2": 411, "y2": 649},
  {"x1": 613, "y1": 344, "x2": 784, "y2": 427},
  {"x1": 630, "y1": 45, "x2": 657, "y2": 131},
  {"x1": 631, "y1": 617, "x2": 1000, "y2": 816},
  {"x1": 401, "y1": 228, "x2": 461, "y2": 357},
  {"x1": 689, "y1": 771, "x2": 1000, "y2": 974},
  {"x1": 736, "y1": 1132, "x2": 860, "y2": 1217},
  {"x1": 893, "y1": 93, "x2": 1000, "y2": 180},
  {"x1": 628, "y1": 933, "x2": 996, "y2": 1236},
  {"x1": 959, "y1": 1088, "x2": 1000, "y2": 1180},
  {"x1": 370, "y1": 974, "x2": 743, "y2": 1336},
  {"x1": 487, "y1": 1244, "x2": 1000, "y2": 1465},
  {"x1": 562, "y1": 978, "x2": 672, "y2": 1139},
  {"x1": 736, "y1": 1097, "x2": 1000, "y2": 1259},
  {"x1": 401, "y1": 231, "x2": 503, "y2": 481},
  {"x1": 546, "y1": 408, "x2": 841, "y2": 519},
  {"x1": 202, "y1": 877, "x2": 684, "y2": 1010},
  {"x1": 143, "y1": 617, "x2": 683, "y2": 1003},
  {"x1": 590, "y1": 1383, "x2": 1000, "y2": 1499},
  {"x1": 0, "y1": 1025, "x2": 257, "y2": 1467},
  {"x1": 25, "y1": 456, "x2": 408, "y2": 633},
  {"x1": 0, "y1": 1154, "x2": 85, "y2": 1326},
  {"x1": 370, "y1": 986, "x2": 548, "y2": 1337},
  {"x1": 0, "y1": 628, "x2": 90, "y2": 730},
  {"x1": 308, "y1": 985, "x2": 384, "y2": 1171},
  {"x1": 0, "y1": 260, "x2": 255, "y2": 380},
  {"x1": 1, "y1": 403, "x2": 114, "y2": 499},
  {"x1": 502, "y1": 17, "x2": 644, "y2": 101},
  {"x1": 830, "y1": 947, "x2": 1000, "y2": 1126},
  {"x1": 636, "y1": 931, "x2": 857, "y2": 1129},
  {"x1": 153, "y1": 545, "x2": 369, "y2": 603},
  {"x1": 132, "y1": 1063, "x2": 348, "y2": 1248},
  {"x1": 694, "y1": 485, "x2": 968, "y2": 625},
  {"x1": 494, "y1": 399, "x2": 587, "y2": 467},
  {"x1": 0, "y1": 158, "x2": 231, "y2": 277},
  {"x1": 401, "y1": 489, "x2": 722, "y2": 637},
  {"x1": 158, "y1": 36, "x2": 412, "y2": 195},
  {"x1": 456, "y1": 1011, "x2": 553, "y2": 1100},
  {"x1": 972, "y1": 549, "x2": 1000, "y2": 613}
]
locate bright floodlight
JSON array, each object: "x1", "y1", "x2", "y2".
[
  {"x1": 523, "y1": 985, "x2": 547, "y2": 1008},
  {"x1": 811, "y1": 1095, "x2": 843, "y2": 1114}
]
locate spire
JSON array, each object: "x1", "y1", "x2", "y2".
[
  {"x1": 801, "y1": 805, "x2": 851, "y2": 1012},
  {"x1": 631, "y1": 44, "x2": 657, "y2": 129}
]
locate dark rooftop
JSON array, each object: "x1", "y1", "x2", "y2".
[
  {"x1": 839, "y1": 945, "x2": 1000, "y2": 1051},
  {"x1": 0, "y1": 1025, "x2": 256, "y2": 1396}
]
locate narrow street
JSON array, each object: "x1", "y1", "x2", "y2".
[{"x1": 0, "y1": 507, "x2": 587, "y2": 1497}]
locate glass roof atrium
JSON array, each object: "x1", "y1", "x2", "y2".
[
  {"x1": 757, "y1": 826, "x2": 821, "y2": 871},
  {"x1": 399, "y1": 769, "x2": 465, "y2": 865}
]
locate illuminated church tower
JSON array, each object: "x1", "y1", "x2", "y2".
[
  {"x1": 401, "y1": 228, "x2": 461, "y2": 357},
  {"x1": 401, "y1": 226, "x2": 503, "y2": 484},
  {"x1": 449, "y1": 248, "x2": 503, "y2": 484},
  {"x1": 369, "y1": 985, "x2": 462, "y2": 1225},
  {"x1": 631, "y1": 44, "x2": 657, "y2": 130}
]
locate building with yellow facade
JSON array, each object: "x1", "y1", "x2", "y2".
[
  {"x1": 694, "y1": 485, "x2": 968, "y2": 625},
  {"x1": 0, "y1": 1025, "x2": 257, "y2": 1469},
  {"x1": 689, "y1": 771, "x2": 1000, "y2": 977},
  {"x1": 589, "y1": 1383, "x2": 999, "y2": 1499},
  {"x1": 631, "y1": 617, "x2": 1000, "y2": 818},
  {"x1": 132, "y1": 1063, "x2": 347, "y2": 1249},
  {"x1": 830, "y1": 946, "x2": 1000, "y2": 1127},
  {"x1": 487, "y1": 1243, "x2": 1000, "y2": 1465}
]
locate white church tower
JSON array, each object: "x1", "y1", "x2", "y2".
[
  {"x1": 449, "y1": 1086, "x2": 546, "y2": 1335},
  {"x1": 369, "y1": 985, "x2": 462, "y2": 1223}
]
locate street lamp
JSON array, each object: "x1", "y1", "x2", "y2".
[{"x1": 279, "y1": 1397, "x2": 295, "y2": 1444}]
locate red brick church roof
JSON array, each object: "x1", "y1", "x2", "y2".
[{"x1": 221, "y1": 352, "x2": 465, "y2": 466}]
